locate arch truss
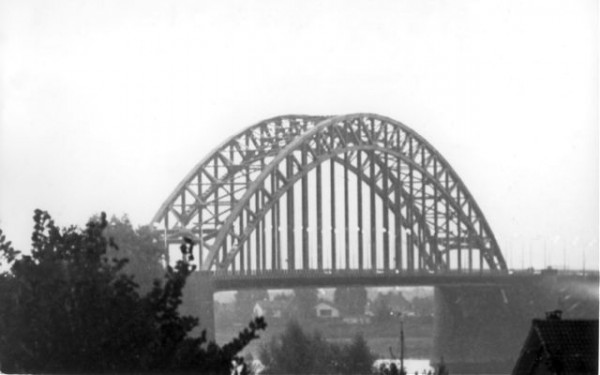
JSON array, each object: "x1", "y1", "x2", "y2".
[{"x1": 153, "y1": 114, "x2": 507, "y2": 273}]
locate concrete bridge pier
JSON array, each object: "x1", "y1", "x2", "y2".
[
  {"x1": 432, "y1": 285, "x2": 531, "y2": 373},
  {"x1": 432, "y1": 275, "x2": 599, "y2": 373},
  {"x1": 432, "y1": 281, "x2": 563, "y2": 373},
  {"x1": 181, "y1": 272, "x2": 216, "y2": 342}
]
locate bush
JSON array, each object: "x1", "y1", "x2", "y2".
[{"x1": 0, "y1": 210, "x2": 266, "y2": 374}]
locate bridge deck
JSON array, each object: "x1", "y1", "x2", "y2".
[{"x1": 196, "y1": 269, "x2": 598, "y2": 291}]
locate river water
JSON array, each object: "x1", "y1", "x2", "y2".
[
  {"x1": 373, "y1": 358, "x2": 432, "y2": 374},
  {"x1": 250, "y1": 358, "x2": 511, "y2": 375},
  {"x1": 250, "y1": 358, "x2": 434, "y2": 375}
]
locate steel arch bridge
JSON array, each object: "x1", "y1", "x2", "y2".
[{"x1": 153, "y1": 114, "x2": 507, "y2": 274}]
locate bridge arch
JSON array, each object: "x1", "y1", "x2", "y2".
[{"x1": 153, "y1": 113, "x2": 506, "y2": 273}]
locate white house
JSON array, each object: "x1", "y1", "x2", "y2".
[{"x1": 314, "y1": 301, "x2": 340, "y2": 318}]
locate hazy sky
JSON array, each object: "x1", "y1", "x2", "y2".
[{"x1": 1, "y1": 0, "x2": 598, "y2": 270}]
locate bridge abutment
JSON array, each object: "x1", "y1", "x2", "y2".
[
  {"x1": 432, "y1": 275, "x2": 599, "y2": 373},
  {"x1": 433, "y1": 285, "x2": 527, "y2": 372},
  {"x1": 181, "y1": 272, "x2": 216, "y2": 342}
]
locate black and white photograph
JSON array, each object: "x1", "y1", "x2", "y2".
[{"x1": 0, "y1": 1, "x2": 597, "y2": 374}]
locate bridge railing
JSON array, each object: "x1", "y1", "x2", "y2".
[
  {"x1": 508, "y1": 268, "x2": 599, "y2": 277},
  {"x1": 205, "y1": 268, "x2": 509, "y2": 279},
  {"x1": 199, "y1": 267, "x2": 599, "y2": 279}
]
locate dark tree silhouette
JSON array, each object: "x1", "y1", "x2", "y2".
[
  {"x1": 261, "y1": 320, "x2": 314, "y2": 374},
  {"x1": 340, "y1": 333, "x2": 375, "y2": 375},
  {"x1": 0, "y1": 210, "x2": 265, "y2": 374}
]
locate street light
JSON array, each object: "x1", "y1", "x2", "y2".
[{"x1": 392, "y1": 311, "x2": 405, "y2": 375}]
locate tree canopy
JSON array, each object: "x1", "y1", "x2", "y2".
[
  {"x1": 0, "y1": 210, "x2": 265, "y2": 374},
  {"x1": 372, "y1": 291, "x2": 410, "y2": 323},
  {"x1": 259, "y1": 320, "x2": 375, "y2": 375}
]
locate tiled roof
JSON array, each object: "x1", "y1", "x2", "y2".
[{"x1": 512, "y1": 319, "x2": 598, "y2": 375}]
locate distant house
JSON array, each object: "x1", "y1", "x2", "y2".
[
  {"x1": 315, "y1": 301, "x2": 340, "y2": 318},
  {"x1": 253, "y1": 300, "x2": 290, "y2": 319},
  {"x1": 512, "y1": 311, "x2": 598, "y2": 375}
]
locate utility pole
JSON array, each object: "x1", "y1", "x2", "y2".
[
  {"x1": 400, "y1": 318, "x2": 404, "y2": 375},
  {"x1": 398, "y1": 312, "x2": 405, "y2": 375}
]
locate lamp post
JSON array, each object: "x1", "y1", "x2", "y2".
[
  {"x1": 393, "y1": 312, "x2": 405, "y2": 375},
  {"x1": 400, "y1": 314, "x2": 405, "y2": 375}
]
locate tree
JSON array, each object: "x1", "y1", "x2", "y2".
[
  {"x1": 372, "y1": 291, "x2": 410, "y2": 323},
  {"x1": 261, "y1": 320, "x2": 314, "y2": 374},
  {"x1": 334, "y1": 287, "x2": 368, "y2": 316},
  {"x1": 291, "y1": 288, "x2": 319, "y2": 319},
  {"x1": 259, "y1": 320, "x2": 374, "y2": 375},
  {"x1": 0, "y1": 210, "x2": 266, "y2": 374},
  {"x1": 372, "y1": 296, "x2": 393, "y2": 323},
  {"x1": 340, "y1": 333, "x2": 375, "y2": 375}
]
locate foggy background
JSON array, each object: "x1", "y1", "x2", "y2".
[{"x1": 1, "y1": 0, "x2": 597, "y2": 270}]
